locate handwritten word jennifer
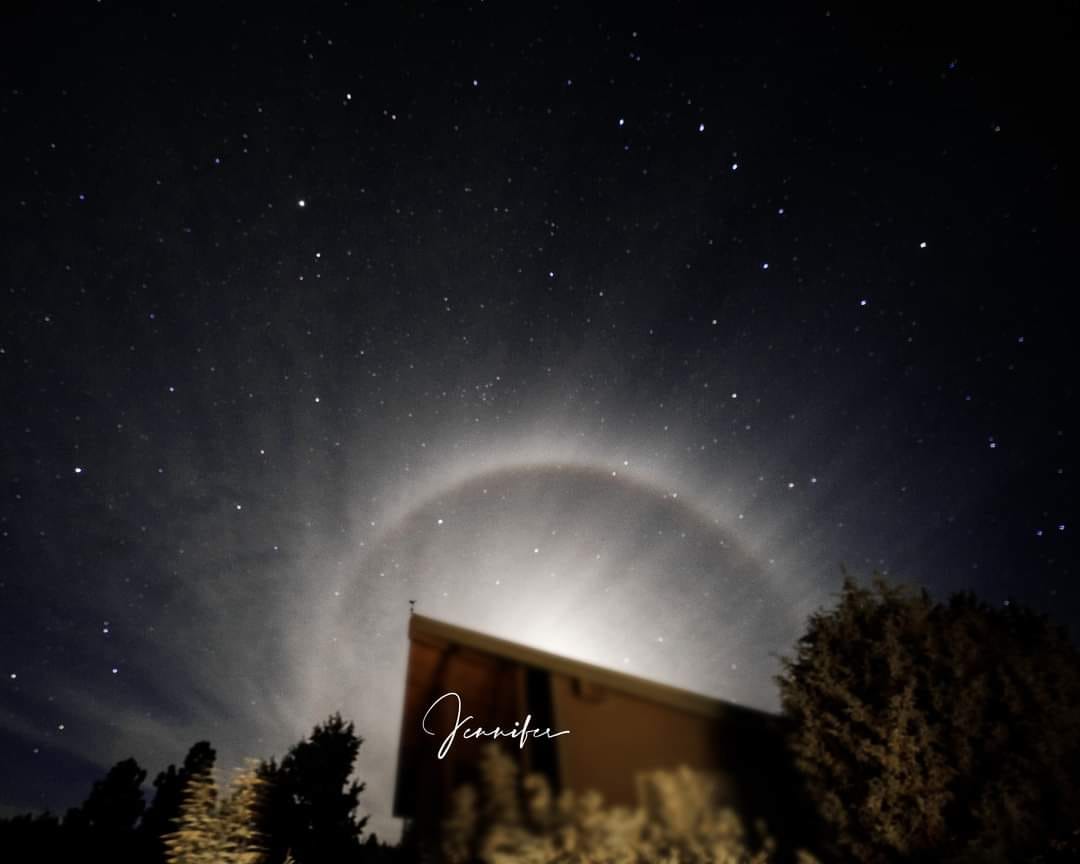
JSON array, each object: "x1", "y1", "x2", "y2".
[{"x1": 421, "y1": 691, "x2": 570, "y2": 760}]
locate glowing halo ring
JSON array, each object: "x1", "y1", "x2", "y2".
[
  {"x1": 367, "y1": 459, "x2": 756, "y2": 566},
  {"x1": 333, "y1": 458, "x2": 805, "y2": 703},
  {"x1": 366, "y1": 447, "x2": 757, "y2": 557}
]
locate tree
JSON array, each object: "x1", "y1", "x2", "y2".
[
  {"x1": 64, "y1": 756, "x2": 147, "y2": 862},
  {"x1": 0, "y1": 811, "x2": 63, "y2": 859},
  {"x1": 164, "y1": 760, "x2": 267, "y2": 864},
  {"x1": 258, "y1": 713, "x2": 369, "y2": 864},
  {"x1": 141, "y1": 741, "x2": 217, "y2": 862},
  {"x1": 777, "y1": 576, "x2": 1080, "y2": 864}
]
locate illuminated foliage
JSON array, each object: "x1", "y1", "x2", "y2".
[
  {"x1": 778, "y1": 577, "x2": 1080, "y2": 863},
  {"x1": 441, "y1": 743, "x2": 818, "y2": 864},
  {"x1": 164, "y1": 761, "x2": 267, "y2": 864}
]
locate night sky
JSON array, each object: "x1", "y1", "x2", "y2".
[{"x1": 1, "y1": 1, "x2": 1077, "y2": 840}]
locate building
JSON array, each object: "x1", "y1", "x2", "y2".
[{"x1": 394, "y1": 614, "x2": 806, "y2": 847}]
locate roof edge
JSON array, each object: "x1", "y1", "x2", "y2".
[{"x1": 407, "y1": 614, "x2": 780, "y2": 722}]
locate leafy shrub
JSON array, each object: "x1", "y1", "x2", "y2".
[{"x1": 441, "y1": 743, "x2": 821, "y2": 864}]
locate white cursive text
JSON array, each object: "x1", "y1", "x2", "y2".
[{"x1": 421, "y1": 691, "x2": 570, "y2": 759}]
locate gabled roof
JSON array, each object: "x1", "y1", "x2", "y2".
[{"x1": 408, "y1": 614, "x2": 780, "y2": 722}]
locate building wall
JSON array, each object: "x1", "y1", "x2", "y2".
[
  {"x1": 394, "y1": 622, "x2": 802, "y2": 846},
  {"x1": 394, "y1": 633, "x2": 532, "y2": 829},
  {"x1": 548, "y1": 671, "x2": 736, "y2": 807}
]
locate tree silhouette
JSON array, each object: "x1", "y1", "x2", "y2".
[
  {"x1": 778, "y1": 576, "x2": 1080, "y2": 864},
  {"x1": 258, "y1": 712, "x2": 369, "y2": 864},
  {"x1": 64, "y1": 756, "x2": 147, "y2": 863},
  {"x1": 141, "y1": 741, "x2": 217, "y2": 862},
  {"x1": 0, "y1": 811, "x2": 63, "y2": 859},
  {"x1": 0, "y1": 718, "x2": 398, "y2": 862}
]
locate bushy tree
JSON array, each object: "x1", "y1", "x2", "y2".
[
  {"x1": 258, "y1": 712, "x2": 369, "y2": 864},
  {"x1": 778, "y1": 576, "x2": 1080, "y2": 864}
]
